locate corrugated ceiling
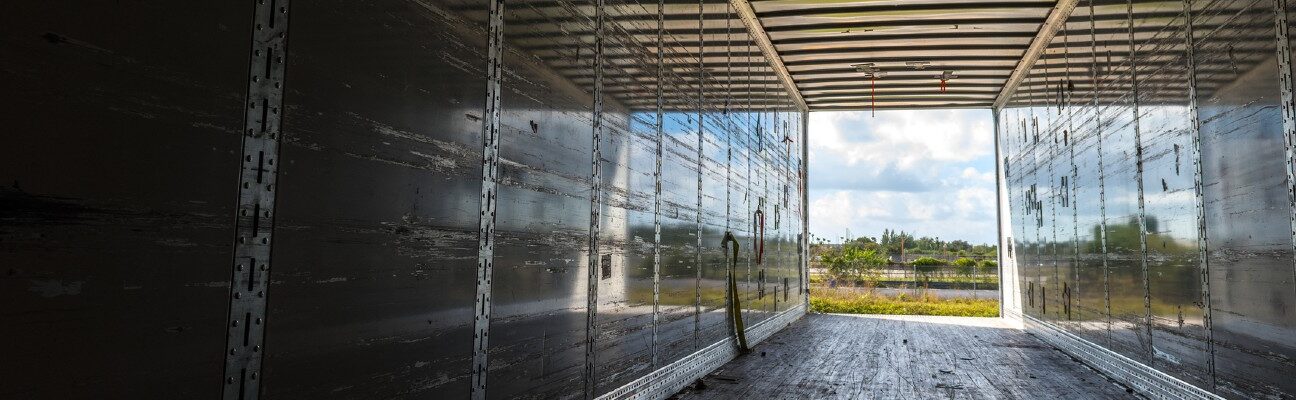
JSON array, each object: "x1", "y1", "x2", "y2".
[
  {"x1": 752, "y1": 0, "x2": 1055, "y2": 110},
  {"x1": 467, "y1": 0, "x2": 1161, "y2": 111}
]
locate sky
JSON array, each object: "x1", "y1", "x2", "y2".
[{"x1": 807, "y1": 109, "x2": 997, "y2": 245}]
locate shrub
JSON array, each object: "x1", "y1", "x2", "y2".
[
  {"x1": 909, "y1": 257, "x2": 942, "y2": 279},
  {"x1": 910, "y1": 257, "x2": 945, "y2": 266},
  {"x1": 978, "y1": 260, "x2": 997, "y2": 275},
  {"x1": 953, "y1": 257, "x2": 976, "y2": 277},
  {"x1": 820, "y1": 246, "x2": 887, "y2": 284}
]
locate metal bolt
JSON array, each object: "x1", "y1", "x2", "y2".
[
  {"x1": 232, "y1": 320, "x2": 239, "y2": 327},
  {"x1": 228, "y1": 377, "x2": 235, "y2": 384},
  {"x1": 259, "y1": 264, "x2": 267, "y2": 271},
  {"x1": 254, "y1": 345, "x2": 261, "y2": 352},
  {"x1": 230, "y1": 348, "x2": 237, "y2": 355},
  {"x1": 256, "y1": 318, "x2": 263, "y2": 324}
]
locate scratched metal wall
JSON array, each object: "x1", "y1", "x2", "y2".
[
  {"x1": 998, "y1": 0, "x2": 1296, "y2": 398},
  {"x1": 0, "y1": 0, "x2": 804, "y2": 398}
]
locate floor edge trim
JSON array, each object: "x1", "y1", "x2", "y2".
[
  {"x1": 597, "y1": 303, "x2": 807, "y2": 400},
  {"x1": 1023, "y1": 315, "x2": 1221, "y2": 400}
]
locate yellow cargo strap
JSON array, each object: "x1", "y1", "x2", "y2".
[{"x1": 722, "y1": 231, "x2": 749, "y2": 352}]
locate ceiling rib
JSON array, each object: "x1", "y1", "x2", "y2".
[
  {"x1": 731, "y1": 0, "x2": 808, "y2": 112},
  {"x1": 991, "y1": 0, "x2": 1080, "y2": 110}
]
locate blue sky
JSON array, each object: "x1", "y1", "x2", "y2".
[{"x1": 808, "y1": 109, "x2": 997, "y2": 245}]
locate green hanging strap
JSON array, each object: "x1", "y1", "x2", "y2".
[{"x1": 722, "y1": 231, "x2": 749, "y2": 353}]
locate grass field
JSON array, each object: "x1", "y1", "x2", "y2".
[
  {"x1": 809, "y1": 273, "x2": 999, "y2": 286},
  {"x1": 809, "y1": 284, "x2": 999, "y2": 317}
]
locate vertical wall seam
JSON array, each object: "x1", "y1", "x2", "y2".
[
  {"x1": 1033, "y1": 106, "x2": 1043, "y2": 316},
  {"x1": 1181, "y1": 0, "x2": 1216, "y2": 389},
  {"x1": 723, "y1": 4, "x2": 735, "y2": 337},
  {"x1": 1124, "y1": 0, "x2": 1154, "y2": 359},
  {"x1": 1087, "y1": 0, "x2": 1113, "y2": 344},
  {"x1": 693, "y1": 0, "x2": 704, "y2": 350},
  {"x1": 469, "y1": 0, "x2": 506, "y2": 397},
  {"x1": 221, "y1": 0, "x2": 290, "y2": 398},
  {"x1": 793, "y1": 108, "x2": 803, "y2": 301},
  {"x1": 584, "y1": 0, "x2": 606, "y2": 397},
  {"x1": 1272, "y1": 0, "x2": 1296, "y2": 322},
  {"x1": 650, "y1": 0, "x2": 664, "y2": 371},
  {"x1": 1065, "y1": 36, "x2": 1081, "y2": 323},
  {"x1": 1047, "y1": 72, "x2": 1060, "y2": 321},
  {"x1": 745, "y1": 51, "x2": 754, "y2": 320}
]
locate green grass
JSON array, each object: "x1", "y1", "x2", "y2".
[{"x1": 809, "y1": 285, "x2": 1000, "y2": 317}]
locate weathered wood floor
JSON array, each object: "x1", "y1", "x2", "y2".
[{"x1": 673, "y1": 313, "x2": 1139, "y2": 400}]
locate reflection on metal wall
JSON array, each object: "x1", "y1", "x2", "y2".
[
  {"x1": 0, "y1": 0, "x2": 805, "y2": 398},
  {"x1": 998, "y1": 0, "x2": 1296, "y2": 397}
]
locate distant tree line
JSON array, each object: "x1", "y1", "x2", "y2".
[{"x1": 814, "y1": 229, "x2": 997, "y2": 258}]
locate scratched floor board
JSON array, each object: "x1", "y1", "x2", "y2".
[{"x1": 673, "y1": 313, "x2": 1140, "y2": 400}]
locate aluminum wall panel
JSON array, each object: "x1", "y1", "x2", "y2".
[
  {"x1": 591, "y1": 1, "x2": 663, "y2": 393},
  {"x1": 260, "y1": 1, "x2": 487, "y2": 397},
  {"x1": 1192, "y1": 0, "x2": 1296, "y2": 397},
  {"x1": 697, "y1": 46, "x2": 731, "y2": 350},
  {"x1": 0, "y1": 0, "x2": 804, "y2": 398},
  {"x1": 1002, "y1": 0, "x2": 1296, "y2": 397},
  {"x1": 657, "y1": 113, "x2": 704, "y2": 369},
  {"x1": 1095, "y1": 6, "x2": 1152, "y2": 363},
  {"x1": 1067, "y1": 0, "x2": 1113, "y2": 347},
  {"x1": 488, "y1": 1, "x2": 599, "y2": 396},
  {"x1": 0, "y1": 2, "x2": 247, "y2": 397},
  {"x1": 1130, "y1": 0, "x2": 1213, "y2": 389}
]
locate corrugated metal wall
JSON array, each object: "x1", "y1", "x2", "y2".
[
  {"x1": 998, "y1": 0, "x2": 1296, "y2": 397},
  {"x1": 0, "y1": 0, "x2": 806, "y2": 398}
]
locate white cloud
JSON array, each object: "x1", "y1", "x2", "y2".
[
  {"x1": 810, "y1": 109, "x2": 993, "y2": 167},
  {"x1": 807, "y1": 109, "x2": 998, "y2": 244}
]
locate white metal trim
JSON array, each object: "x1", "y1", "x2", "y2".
[
  {"x1": 730, "y1": 0, "x2": 807, "y2": 112},
  {"x1": 992, "y1": 0, "x2": 1080, "y2": 110}
]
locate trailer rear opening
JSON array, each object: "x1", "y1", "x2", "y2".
[{"x1": 1, "y1": 0, "x2": 1293, "y2": 399}]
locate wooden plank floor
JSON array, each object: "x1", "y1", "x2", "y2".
[{"x1": 673, "y1": 313, "x2": 1139, "y2": 400}]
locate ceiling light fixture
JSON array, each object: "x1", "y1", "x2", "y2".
[
  {"x1": 906, "y1": 61, "x2": 931, "y2": 70},
  {"x1": 852, "y1": 63, "x2": 885, "y2": 116},
  {"x1": 938, "y1": 70, "x2": 958, "y2": 93}
]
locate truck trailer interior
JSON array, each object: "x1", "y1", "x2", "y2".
[{"x1": 3, "y1": 0, "x2": 1295, "y2": 399}]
